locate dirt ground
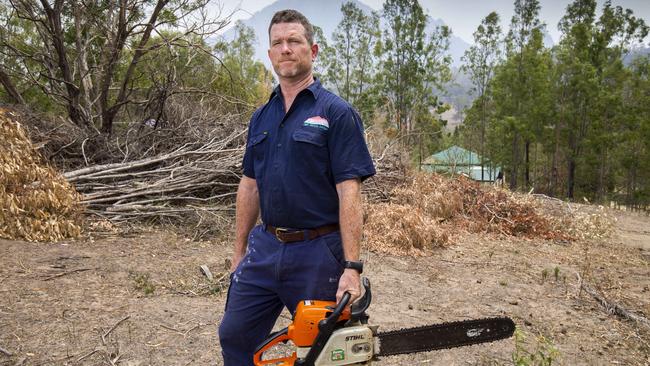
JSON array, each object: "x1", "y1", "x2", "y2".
[{"x1": 1, "y1": 209, "x2": 649, "y2": 366}]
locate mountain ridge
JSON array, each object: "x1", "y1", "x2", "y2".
[{"x1": 222, "y1": 0, "x2": 471, "y2": 68}]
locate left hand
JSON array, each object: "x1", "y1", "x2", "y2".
[{"x1": 336, "y1": 268, "x2": 361, "y2": 306}]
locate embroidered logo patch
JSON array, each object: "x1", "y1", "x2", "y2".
[{"x1": 303, "y1": 116, "x2": 329, "y2": 130}]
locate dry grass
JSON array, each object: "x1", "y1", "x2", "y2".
[
  {"x1": 0, "y1": 108, "x2": 83, "y2": 241},
  {"x1": 364, "y1": 203, "x2": 449, "y2": 256},
  {"x1": 363, "y1": 172, "x2": 614, "y2": 255}
]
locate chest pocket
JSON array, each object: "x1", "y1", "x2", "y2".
[
  {"x1": 292, "y1": 128, "x2": 329, "y2": 178},
  {"x1": 249, "y1": 133, "x2": 268, "y2": 160},
  {"x1": 292, "y1": 129, "x2": 327, "y2": 147}
]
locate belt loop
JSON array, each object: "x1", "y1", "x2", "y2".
[{"x1": 303, "y1": 230, "x2": 309, "y2": 241}]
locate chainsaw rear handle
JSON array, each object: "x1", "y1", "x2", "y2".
[{"x1": 350, "y1": 277, "x2": 371, "y2": 323}]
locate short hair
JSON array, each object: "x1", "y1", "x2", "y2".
[{"x1": 268, "y1": 9, "x2": 314, "y2": 45}]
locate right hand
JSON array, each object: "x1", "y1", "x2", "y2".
[{"x1": 230, "y1": 252, "x2": 244, "y2": 273}]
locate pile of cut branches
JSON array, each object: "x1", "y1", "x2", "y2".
[
  {"x1": 0, "y1": 108, "x2": 83, "y2": 241},
  {"x1": 64, "y1": 129, "x2": 246, "y2": 221},
  {"x1": 364, "y1": 173, "x2": 575, "y2": 255}
]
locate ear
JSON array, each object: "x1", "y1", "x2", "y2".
[{"x1": 311, "y1": 43, "x2": 319, "y2": 61}]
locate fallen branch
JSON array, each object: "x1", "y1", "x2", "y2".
[
  {"x1": 42, "y1": 268, "x2": 92, "y2": 281},
  {"x1": 576, "y1": 272, "x2": 650, "y2": 329},
  {"x1": 101, "y1": 315, "x2": 131, "y2": 345},
  {"x1": 482, "y1": 203, "x2": 514, "y2": 225},
  {"x1": 76, "y1": 349, "x2": 98, "y2": 362},
  {"x1": 0, "y1": 345, "x2": 12, "y2": 356}
]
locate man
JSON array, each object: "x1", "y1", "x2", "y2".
[{"x1": 218, "y1": 9, "x2": 375, "y2": 365}]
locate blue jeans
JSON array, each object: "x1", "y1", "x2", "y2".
[{"x1": 218, "y1": 225, "x2": 344, "y2": 365}]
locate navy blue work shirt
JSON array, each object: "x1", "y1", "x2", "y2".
[{"x1": 242, "y1": 79, "x2": 375, "y2": 229}]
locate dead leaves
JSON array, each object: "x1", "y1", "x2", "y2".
[
  {"x1": 363, "y1": 172, "x2": 613, "y2": 255},
  {"x1": 0, "y1": 108, "x2": 82, "y2": 242}
]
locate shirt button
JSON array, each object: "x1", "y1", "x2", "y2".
[{"x1": 277, "y1": 143, "x2": 282, "y2": 148}]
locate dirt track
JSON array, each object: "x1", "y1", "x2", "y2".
[{"x1": 1, "y1": 210, "x2": 649, "y2": 365}]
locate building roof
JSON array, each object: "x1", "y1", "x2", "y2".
[{"x1": 422, "y1": 145, "x2": 481, "y2": 166}]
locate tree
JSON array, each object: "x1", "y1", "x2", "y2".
[
  {"x1": 556, "y1": 0, "x2": 647, "y2": 198},
  {"x1": 0, "y1": 0, "x2": 230, "y2": 134},
  {"x1": 501, "y1": 0, "x2": 545, "y2": 189},
  {"x1": 377, "y1": 0, "x2": 452, "y2": 141},
  {"x1": 318, "y1": 2, "x2": 380, "y2": 122},
  {"x1": 461, "y1": 12, "x2": 502, "y2": 181},
  {"x1": 213, "y1": 21, "x2": 274, "y2": 110}
]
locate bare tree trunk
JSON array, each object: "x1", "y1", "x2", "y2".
[
  {"x1": 0, "y1": 68, "x2": 25, "y2": 105},
  {"x1": 525, "y1": 140, "x2": 531, "y2": 189},
  {"x1": 509, "y1": 132, "x2": 519, "y2": 190},
  {"x1": 40, "y1": 0, "x2": 88, "y2": 127},
  {"x1": 101, "y1": 0, "x2": 170, "y2": 134},
  {"x1": 98, "y1": 0, "x2": 130, "y2": 134},
  {"x1": 74, "y1": 0, "x2": 94, "y2": 121}
]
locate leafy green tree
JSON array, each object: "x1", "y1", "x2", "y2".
[
  {"x1": 501, "y1": 0, "x2": 546, "y2": 189},
  {"x1": 0, "y1": 0, "x2": 231, "y2": 134},
  {"x1": 555, "y1": 0, "x2": 647, "y2": 198},
  {"x1": 377, "y1": 0, "x2": 452, "y2": 142},
  {"x1": 461, "y1": 12, "x2": 502, "y2": 181},
  {"x1": 621, "y1": 58, "x2": 650, "y2": 208},
  {"x1": 318, "y1": 2, "x2": 380, "y2": 122},
  {"x1": 213, "y1": 21, "x2": 274, "y2": 110}
]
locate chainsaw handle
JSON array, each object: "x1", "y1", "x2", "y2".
[
  {"x1": 350, "y1": 277, "x2": 371, "y2": 321},
  {"x1": 333, "y1": 291, "x2": 351, "y2": 316},
  {"x1": 253, "y1": 327, "x2": 297, "y2": 366}
]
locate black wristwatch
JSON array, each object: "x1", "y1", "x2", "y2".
[{"x1": 343, "y1": 260, "x2": 363, "y2": 274}]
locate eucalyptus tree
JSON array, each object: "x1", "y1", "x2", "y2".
[
  {"x1": 317, "y1": 2, "x2": 380, "y2": 123},
  {"x1": 461, "y1": 11, "x2": 503, "y2": 181},
  {"x1": 377, "y1": 0, "x2": 452, "y2": 142},
  {"x1": 0, "y1": 0, "x2": 230, "y2": 134},
  {"x1": 556, "y1": 0, "x2": 648, "y2": 198}
]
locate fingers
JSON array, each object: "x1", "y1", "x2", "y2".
[{"x1": 336, "y1": 269, "x2": 361, "y2": 306}]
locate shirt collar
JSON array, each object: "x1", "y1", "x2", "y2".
[{"x1": 270, "y1": 78, "x2": 322, "y2": 102}]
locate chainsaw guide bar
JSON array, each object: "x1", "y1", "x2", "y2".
[{"x1": 376, "y1": 317, "x2": 516, "y2": 356}]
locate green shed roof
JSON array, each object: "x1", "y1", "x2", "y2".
[{"x1": 423, "y1": 145, "x2": 481, "y2": 166}]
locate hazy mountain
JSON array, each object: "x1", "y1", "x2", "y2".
[
  {"x1": 222, "y1": 0, "x2": 471, "y2": 68},
  {"x1": 624, "y1": 46, "x2": 650, "y2": 65}
]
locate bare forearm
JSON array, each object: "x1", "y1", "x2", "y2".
[
  {"x1": 337, "y1": 178, "x2": 362, "y2": 262},
  {"x1": 234, "y1": 176, "x2": 260, "y2": 260}
]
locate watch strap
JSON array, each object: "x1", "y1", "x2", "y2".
[{"x1": 343, "y1": 260, "x2": 363, "y2": 274}]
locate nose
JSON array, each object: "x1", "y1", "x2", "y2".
[{"x1": 280, "y1": 41, "x2": 291, "y2": 54}]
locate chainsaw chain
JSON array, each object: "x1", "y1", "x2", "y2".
[{"x1": 376, "y1": 317, "x2": 515, "y2": 356}]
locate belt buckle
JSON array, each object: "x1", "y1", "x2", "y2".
[{"x1": 275, "y1": 227, "x2": 290, "y2": 243}]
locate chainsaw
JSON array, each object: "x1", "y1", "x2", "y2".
[{"x1": 253, "y1": 278, "x2": 515, "y2": 365}]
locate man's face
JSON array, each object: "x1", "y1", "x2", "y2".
[{"x1": 268, "y1": 22, "x2": 318, "y2": 81}]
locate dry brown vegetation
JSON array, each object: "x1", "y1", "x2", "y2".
[
  {"x1": 0, "y1": 108, "x2": 82, "y2": 242},
  {"x1": 363, "y1": 173, "x2": 617, "y2": 256}
]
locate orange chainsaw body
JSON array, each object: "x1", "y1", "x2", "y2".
[
  {"x1": 291, "y1": 300, "x2": 351, "y2": 346},
  {"x1": 253, "y1": 300, "x2": 352, "y2": 365}
]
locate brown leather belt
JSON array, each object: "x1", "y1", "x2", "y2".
[{"x1": 265, "y1": 224, "x2": 339, "y2": 243}]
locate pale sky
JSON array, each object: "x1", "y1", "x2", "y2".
[{"x1": 220, "y1": 0, "x2": 650, "y2": 44}]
